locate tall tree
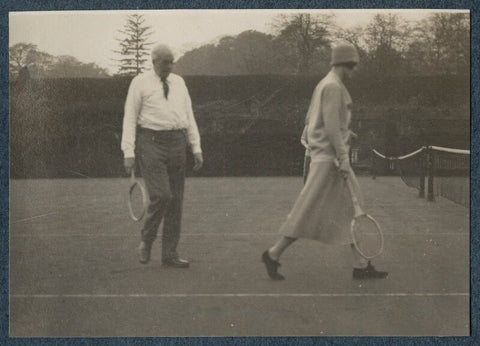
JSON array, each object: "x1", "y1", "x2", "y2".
[
  {"x1": 363, "y1": 14, "x2": 410, "y2": 74},
  {"x1": 402, "y1": 13, "x2": 469, "y2": 75},
  {"x1": 24, "y1": 50, "x2": 55, "y2": 78},
  {"x1": 10, "y1": 45, "x2": 110, "y2": 79},
  {"x1": 114, "y1": 14, "x2": 154, "y2": 76},
  {"x1": 48, "y1": 55, "x2": 109, "y2": 78},
  {"x1": 334, "y1": 26, "x2": 364, "y2": 48},
  {"x1": 272, "y1": 13, "x2": 333, "y2": 75},
  {"x1": 234, "y1": 31, "x2": 276, "y2": 74},
  {"x1": 423, "y1": 13, "x2": 469, "y2": 74},
  {"x1": 174, "y1": 31, "x2": 278, "y2": 75},
  {"x1": 9, "y1": 43, "x2": 38, "y2": 78}
]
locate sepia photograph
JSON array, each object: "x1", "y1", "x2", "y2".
[{"x1": 8, "y1": 8, "x2": 470, "y2": 337}]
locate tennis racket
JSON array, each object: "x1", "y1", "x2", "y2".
[
  {"x1": 127, "y1": 168, "x2": 148, "y2": 222},
  {"x1": 334, "y1": 159, "x2": 384, "y2": 259}
]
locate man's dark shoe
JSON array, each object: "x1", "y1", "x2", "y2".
[
  {"x1": 138, "y1": 241, "x2": 151, "y2": 264},
  {"x1": 262, "y1": 250, "x2": 285, "y2": 281},
  {"x1": 353, "y1": 261, "x2": 388, "y2": 280},
  {"x1": 162, "y1": 257, "x2": 190, "y2": 268}
]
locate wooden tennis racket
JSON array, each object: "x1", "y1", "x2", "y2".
[
  {"x1": 345, "y1": 177, "x2": 384, "y2": 259},
  {"x1": 127, "y1": 168, "x2": 148, "y2": 222},
  {"x1": 335, "y1": 159, "x2": 384, "y2": 259}
]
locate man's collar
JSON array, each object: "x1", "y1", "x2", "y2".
[{"x1": 152, "y1": 70, "x2": 170, "y2": 82}]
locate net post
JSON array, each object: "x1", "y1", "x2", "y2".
[
  {"x1": 427, "y1": 146, "x2": 435, "y2": 201},
  {"x1": 419, "y1": 147, "x2": 425, "y2": 198}
]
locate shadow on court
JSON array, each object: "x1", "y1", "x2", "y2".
[{"x1": 9, "y1": 177, "x2": 469, "y2": 337}]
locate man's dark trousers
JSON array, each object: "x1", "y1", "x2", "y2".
[{"x1": 135, "y1": 127, "x2": 186, "y2": 261}]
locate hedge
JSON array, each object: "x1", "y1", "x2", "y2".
[{"x1": 10, "y1": 74, "x2": 469, "y2": 178}]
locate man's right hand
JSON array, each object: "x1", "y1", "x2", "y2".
[{"x1": 124, "y1": 157, "x2": 135, "y2": 175}]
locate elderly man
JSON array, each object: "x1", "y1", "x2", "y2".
[{"x1": 121, "y1": 44, "x2": 203, "y2": 268}]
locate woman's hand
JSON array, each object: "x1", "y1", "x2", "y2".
[
  {"x1": 338, "y1": 159, "x2": 351, "y2": 179},
  {"x1": 333, "y1": 158, "x2": 351, "y2": 179}
]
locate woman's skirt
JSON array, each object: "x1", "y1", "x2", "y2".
[{"x1": 279, "y1": 161, "x2": 364, "y2": 245}]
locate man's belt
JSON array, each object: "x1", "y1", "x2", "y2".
[{"x1": 138, "y1": 127, "x2": 186, "y2": 134}]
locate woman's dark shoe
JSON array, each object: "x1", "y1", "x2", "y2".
[
  {"x1": 353, "y1": 261, "x2": 388, "y2": 280},
  {"x1": 262, "y1": 251, "x2": 285, "y2": 280}
]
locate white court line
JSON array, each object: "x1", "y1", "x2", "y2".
[
  {"x1": 9, "y1": 232, "x2": 279, "y2": 237},
  {"x1": 10, "y1": 292, "x2": 469, "y2": 298},
  {"x1": 9, "y1": 232, "x2": 469, "y2": 237},
  {"x1": 10, "y1": 212, "x2": 58, "y2": 224}
]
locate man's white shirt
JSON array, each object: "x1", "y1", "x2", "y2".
[{"x1": 121, "y1": 71, "x2": 202, "y2": 158}]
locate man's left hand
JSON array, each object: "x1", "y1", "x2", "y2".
[{"x1": 193, "y1": 152, "x2": 203, "y2": 171}]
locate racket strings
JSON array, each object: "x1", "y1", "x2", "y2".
[
  {"x1": 130, "y1": 184, "x2": 145, "y2": 218},
  {"x1": 351, "y1": 215, "x2": 384, "y2": 259},
  {"x1": 128, "y1": 178, "x2": 148, "y2": 222}
]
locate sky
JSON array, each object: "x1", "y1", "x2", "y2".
[{"x1": 9, "y1": 9, "x2": 468, "y2": 74}]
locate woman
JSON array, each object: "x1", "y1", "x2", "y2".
[{"x1": 262, "y1": 42, "x2": 388, "y2": 281}]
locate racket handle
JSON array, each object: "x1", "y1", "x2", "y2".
[
  {"x1": 334, "y1": 159, "x2": 364, "y2": 217},
  {"x1": 345, "y1": 178, "x2": 359, "y2": 204},
  {"x1": 130, "y1": 168, "x2": 136, "y2": 181},
  {"x1": 346, "y1": 179, "x2": 365, "y2": 218}
]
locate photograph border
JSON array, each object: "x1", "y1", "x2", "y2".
[{"x1": 1, "y1": 0, "x2": 478, "y2": 344}]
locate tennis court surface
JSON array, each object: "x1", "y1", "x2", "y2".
[{"x1": 9, "y1": 176, "x2": 470, "y2": 337}]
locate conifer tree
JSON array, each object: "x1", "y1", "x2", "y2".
[{"x1": 114, "y1": 14, "x2": 153, "y2": 76}]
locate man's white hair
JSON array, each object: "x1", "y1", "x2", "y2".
[{"x1": 151, "y1": 44, "x2": 173, "y2": 60}]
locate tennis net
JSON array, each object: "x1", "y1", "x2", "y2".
[
  {"x1": 428, "y1": 146, "x2": 470, "y2": 208},
  {"x1": 371, "y1": 145, "x2": 470, "y2": 207},
  {"x1": 372, "y1": 147, "x2": 426, "y2": 196}
]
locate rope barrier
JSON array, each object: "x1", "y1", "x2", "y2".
[
  {"x1": 372, "y1": 149, "x2": 388, "y2": 159},
  {"x1": 398, "y1": 147, "x2": 427, "y2": 160},
  {"x1": 372, "y1": 147, "x2": 426, "y2": 161},
  {"x1": 373, "y1": 146, "x2": 469, "y2": 159},
  {"x1": 430, "y1": 145, "x2": 470, "y2": 155}
]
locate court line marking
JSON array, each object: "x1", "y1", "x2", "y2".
[
  {"x1": 10, "y1": 292, "x2": 469, "y2": 298},
  {"x1": 10, "y1": 212, "x2": 58, "y2": 224},
  {"x1": 9, "y1": 232, "x2": 469, "y2": 237}
]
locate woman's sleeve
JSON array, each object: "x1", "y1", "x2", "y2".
[{"x1": 321, "y1": 84, "x2": 349, "y2": 163}]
